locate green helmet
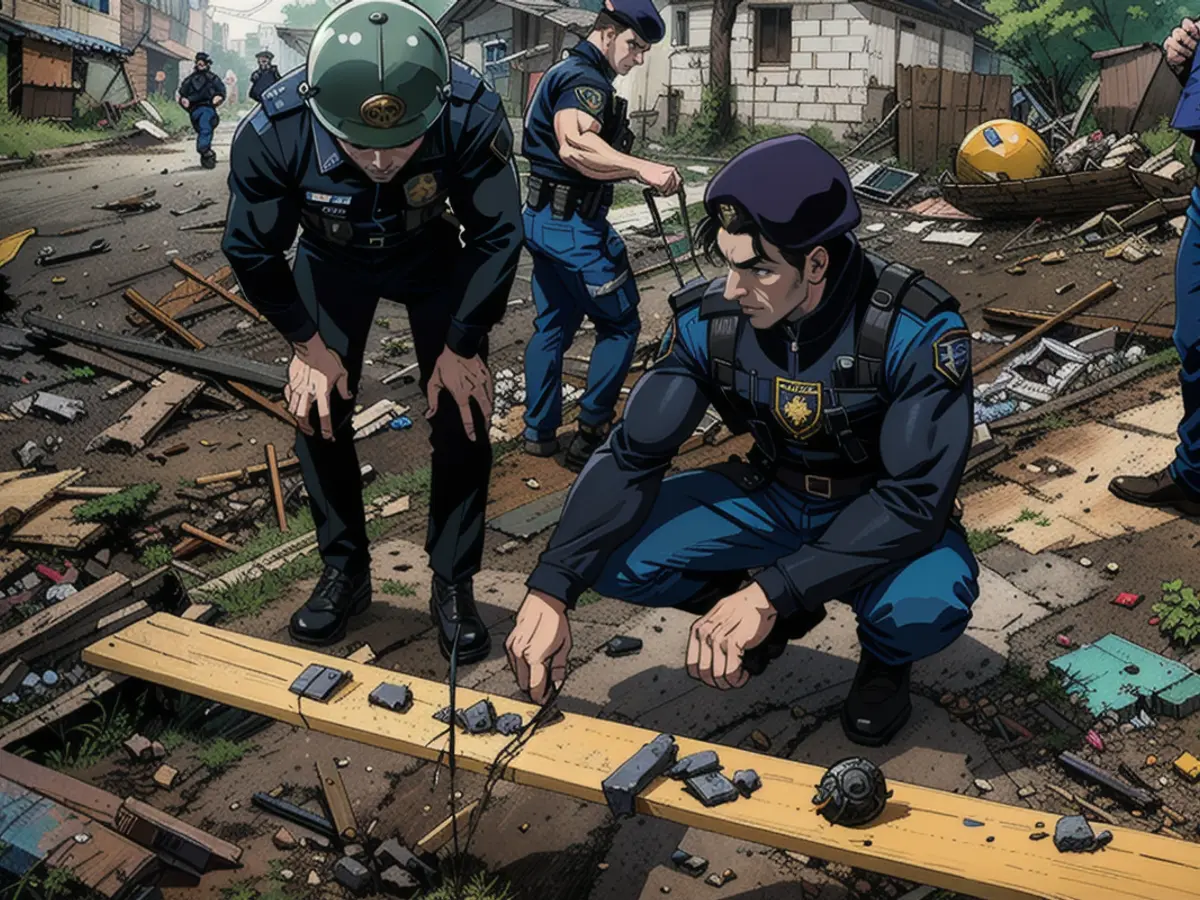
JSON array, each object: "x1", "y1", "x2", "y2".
[{"x1": 304, "y1": 0, "x2": 451, "y2": 149}]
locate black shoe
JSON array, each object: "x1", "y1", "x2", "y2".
[
  {"x1": 840, "y1": 650, "x2": 913, "y2": 747},
  {"x1": 430, "y1": 577, "x2": 491, "y2": 665},
  {"x1": 288, "y1": 566, "x2": 371, "y2": 646},
  {"x1": 1109, "y1": 466, "x2": 1200, "y2": 516},
  {"x1": 200, "y1": 151, "x2": 216, "y2": 169},
  {"x1": 741, "y1": 604, "x2": 827, "y2": 676},
  {"x1": 564, "y1": 424, "x2": 608, "y2": 473},
  {"x1": 524, "y1": 436, "x2": 559, "y2": 457}
]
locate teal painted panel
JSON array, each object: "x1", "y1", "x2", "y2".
[{"x1": 1048, "y1": 633, "x2": 1200, "y2": 719}]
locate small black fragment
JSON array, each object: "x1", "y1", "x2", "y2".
[
  {"x1": 1030, "y1": 832, "x2": 1049, "y2": 841},
  {"x1": 605, "y1": 635, "x2": 643, "y2": 657},
  {"x1": 684, "y1": 771, "x2": 740, "y2": 808},
  {"x1": 986, "y1": 836, "x2": 995, "y2": 842},
  {"x1": 368, "y1": 683, "x2": 412, "y2": 713},
  {"x1": 732, "y1": 769, "x2": 761, "y2": 798},
  {"x1": 963, "y1": 818, "x2": 984, "y2": 827},
  {"x1": 456, "y1": 699, "x2": 497, "y2": 734},
  {"x1": 433, "y1": 706, "x2": 455, "y2": 724},
  {"x1": 495, "y1": 713, "x2": 524, "y2": 736},
  {"x1": 670, "y1": 849, "x2": 708, "y2": 877},
  {"x1": 667, "y1": 751, "x2": 721, "y2": 780}
]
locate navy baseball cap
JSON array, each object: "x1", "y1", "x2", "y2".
[
  {"x1": 604, "y1": 0, "x2": 665, "y2": 44},
  {"x1": 704, "y1": 135, "x2": 861, "y2": 252},
  {"x1": 195, "y1": 51, "x2": 212, "y2": 63}
]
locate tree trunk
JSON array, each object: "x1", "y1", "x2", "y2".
[{"x1": 708, "y1": 0, "x2": 742, "y2": 139}]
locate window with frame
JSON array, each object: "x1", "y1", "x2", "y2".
[
  {"x1": 170, "y1": 17, "x2": 187, "y2": 44},
  {"x1": 672, "y1": 9, "x2": 689, "y2": 46},
  {"x1": 72, "y1": 0, "x2": 111, "y2": 14},
  {"x1": 754, "y1": 7, "x2": 791, "y2": 66}
]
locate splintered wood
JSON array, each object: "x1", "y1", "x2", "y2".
[
  {"x1": 86, "y1": 372, "x2": 205, "y2": 453},
  {"x1": 0, "y1": 468, "x2": 86, "y2": 527},
  {"x1": 82, "y1": 615, "x2": 1200, "y2": 900}
]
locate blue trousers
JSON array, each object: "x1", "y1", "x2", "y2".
[
  {"x1": 190, "y1": 106, "x2": 218, "y2": 155},
  {"x1": 1171, "y1": 199, "x2": 1200, "y2": 494},
  {"x1": 590, "y1": 470, "x2": 980, "y2": 666},
  {"x1": 521, "y1": 203, "x2": 640, "y2": 442}
]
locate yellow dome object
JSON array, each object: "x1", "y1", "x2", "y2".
[{"x1": 955, "y1": 119, "x2": 1053, "y2": 183}]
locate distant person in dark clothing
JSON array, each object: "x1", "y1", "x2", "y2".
[
  {"x1": 249, "y1": 50, "x2": 281, "y2": 104},
  {"x1": 178, "y1": 52, "x2": 226, "y2": 169}
]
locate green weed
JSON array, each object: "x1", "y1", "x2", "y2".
[
  {"x1": 1014, "y1": 508, "x2": 1050, "y2": 527},
  {"x1": 197, "y1": 738, "x2": 252, "y2": 773},
  {"x1": 63, "y1": 366, "x2": 95, "y2": 381},
  {"x1": 1153, "y1": 579, "x2": 1200, "y2": 646},
  {"x1": 41, "y1": 695, "x2": 143, "y2": 771},
  {"x1": 420, "y1": 872, "x2": 515, "y2": 900},
  {"x1": 1036, "y1": 412, "x2": 1073, "y2": 431},
  {"x1": 139, "y1": 544, "x2": 174, "y2": 570},
  {"x1": 380, "y1": 580, "x2": 416, "y2": 596},
  {"x1": 73, "y1": 483, "x2": 160, "y2": 524},
  {"x1": 207, "y1": 550, "x2": 326, "y2": 619},
  {"x1": 576, "y1": 590, "x2": 604, "y2": 607},
  {"x1": 966, "y1": 528, "x2": 1003, "y2": 554}
]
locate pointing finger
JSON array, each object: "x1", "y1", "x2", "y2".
[
  {"x1": 458, "y1": 398, "x2": 477, "y2": 442},
  {"x1": 425, "y1": 380, "x2": 441, "y2": 420}
]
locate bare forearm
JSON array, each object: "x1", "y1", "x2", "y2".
[{"x1": 561, "y1": 131, "x2": 644, "y2": 181}]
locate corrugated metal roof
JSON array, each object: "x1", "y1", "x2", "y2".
[
  {"x1": 0, "y1": 18, "x2": 130, "y2": 57},
  {"x1": 1092, "y1": 43, "x2": 1160, "y2": 62}
]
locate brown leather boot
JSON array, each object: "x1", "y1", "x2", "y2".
[{"x1": 1109, "y1": 466, "x2": 1200, "y2": 516}]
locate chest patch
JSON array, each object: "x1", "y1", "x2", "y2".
[
  {"x1": 404, "y1": 173, "x2": 440, "y2": 207},
  {"x1": 305, "y1": 191, "x2": 351, "y2": 206},
  {"x1": 933, "y1": 330, "x2": 971, "y2": 386},
  {"x1": 773, "y1": 378, "x2": 824, "y2": 440},
  {"x1": 574, "y1": 86, "x2": 605, "y2": 115}
]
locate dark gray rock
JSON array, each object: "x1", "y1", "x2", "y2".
[
  {"x1": 14, "y1": 440, "x2": 43, "y2": 468},
  {"x1": 333, "y1": 857, "x2": 371, "y2": 894},
  {"x1": 368, "y1": 683, "x2": 412, "y2": 713},
  {"x1": 601, "y1": 733, "x2": 678, "y2": 818},
  {"x1": 667, "y1": 750, "x2": 721, "y2": 780},
  {"x1": 1054, "y1": 815, "x2": 1106, "y2": 852},
  {"x1": 456, "y1": 699, "x2": 496, "y2": 734},
  {"x1": 670, "y1": 849, "x2": 708, "y2": 877},
  {"x1": 604, "y1": 635, "x2": 643, "y2": 657},
  {"x1": 495, "y1": 712, "x2": 523, "y2": 736},
  {"x1": 375, "y1": 838, "x2": 437, "y2": 884},
  {"x1": 732, "y1": 769, "x2": 761, "y2": 797},
  {"x1": 379, "y1": 865, "x2": 421, "y2": 898},
  {"x1": 433, "y1": 705, "x2": 455, "y2": 724},
  {"x1": 684, "y1": 771, "x2": 740, "y2": 807}
]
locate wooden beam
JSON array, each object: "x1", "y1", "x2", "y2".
[
  {"x1": 0, "y1": 572, "x2": 131, "y2": 667},
  {"x1": 82, "y1": 615, "x2": 1200, "y2": 900},
  {"x1": 0, "y1": 672, "x2": 128, "y2": 748},
  {"x1": 265, "y1": 443, "x2": 288, "y2": 532},
  {"x1": 116, "y1": 797, "x2": 244, "y2": 870},
  {"x1": 180, "y1": 523, "x2": 239, "y2": 553},
  {"x1": 225, "y1": 379, "x2": 297, "y2": 428},
  {"x1": 196, "y1": 456, "x2": 301, "y2": 486},
  {"x1": 86, "y1": 372, "x2": 205, "y2": 454},
  {"x1": 123, "y1": 288, "x2": 206, "y2": 350},
  {"x1": 416, "y1": 800, "x2": 480, "y2": 855},
  {"x1": 0, "y1": 467, "x2": 87, "y2": 527},
  {"x1": 0, "y1": 749, "x2": 124, "y2": 824},
  {"x1": 981, "y1": 306, "x2": 1175, "y2": 341},
  {"x1": 315, "y1": 757, "x2": 358, "y2": 842},
  {"x1": 972, "y1": 280, "x2": 1119, "y2": 377},
  {"x1": 170, "y1": 259, "x2": 266, "y2": 322}
]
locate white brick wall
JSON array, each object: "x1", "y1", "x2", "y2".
[
  {"x1": 817, "y1": 85, "x2": 854, "y2": 104},
  {"x1": 754, "y1": 86, "x2": 778, "y2": 101},
  {"x1": 790, "y1": 51, "x2": 813, "y2": 70},
  {"x1": 753, "y1": 101, "x2": 772, "y2": 118},
  {"x1": 830, "y1": 68, "x2": 866, "y2": 87},
  {"x1": 820, "y1": 18, "x2": 848, "y2": 36},
  {"x1": 768, "y1": 101, "x2": 799, "y2": 118},
  {"x1": 799, "y1": 35, "x2": 832, "y2": 52},
  {"x1": 798, "y1": 102, "x2": 834, "y2": 119},
  {"x1": 831, "y1": 34, "x2": 865, "y2": 52},
  {"x1": 799, "y1": 68, "x2": 831, "y2": 86},
  {"x1": 834, "y1": 103, "x2": 860, "y2": 122},
  {"x1": 756, "y1": 69, "x2": 792, "y2": 85},
  {"x1": 832, "y1": 2, "x2": 858, "y2": 17},
  {"x1": 776, "y1": 85, "x2": 818, "y2": 103},
  {"x1": 808, "y1": 3, "x2": 833, "y2": 17},
  {"x1": 793, "y1": 19, "x2": 820, "y2": 36},
  {"x1": 816, "y1": 51, "x2": 850, "y2": 69}
]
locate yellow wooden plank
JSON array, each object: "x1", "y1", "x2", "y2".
[
  {"x1": 9, "y1": 498, "x2": 106, "y2": 549},
  {"x1": 82, "y1": 615, "x2": 1200, "y2": 900}
]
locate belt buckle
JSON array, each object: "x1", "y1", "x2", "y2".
[
  {"x1": 368, "y1": 235, "x2": 385, "y2": 248},
  {"x1": 804, "y1": 474, "x2": 832, "y2": 500}
]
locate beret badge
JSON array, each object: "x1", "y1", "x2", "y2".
[{"x1": 718, "y1": 203, "x2": 737, "y2": 227}]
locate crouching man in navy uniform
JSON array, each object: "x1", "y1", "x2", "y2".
[{"x1": 504, "y1": 135, "x2": 980, "y2": 747}]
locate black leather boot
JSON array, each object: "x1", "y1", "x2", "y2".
[
  {"x1": 524, "y1": 436, "x2": 559, "y2": 457},
  {"x1": 1109, "y1": 466, "x2": 1200, "y2": 516},
  {"x1": 200, "y1": 150, "x2": 217, "y2": 169},
  {"x1": 564, "y1": 423, "x2": 608, "y2": 473},
  {"x1": 430, "y1": 576, "x2": 491, "y2": 664},
  {"x1": 288, "y1": 566, "x2": 371, "y2": 646},
  {"x1": 840, "y1": 649, "x2": 913, "y2": 747}
]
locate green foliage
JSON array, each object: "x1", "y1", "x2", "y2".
[
  {"x1": 197, "y1": 738, "x2": 252, "y2": 773},
  {"x1": 1153, "y1": 579, "x2": 1200, "y2": 646},
  {"x1": 139, "y1": 544, "x2": 174, "y2": 570},
  {"x1": 208, "y1": 550, "x2": 326, "y2": 619},
  {"x1": 1015, "y1": 508, "x2": 1051, "y2": 527},
  {"x1": 1037, "y1": 411, "x2": 1074, "y2": 431},
  {"x1": 145, "y1": 96, "x2": 195, "y2": 136},
  {"x1": 966, "y1": 528, "x2": 1003, "y2": 554},
  {"x1": 1142, "y1": 115, "x2": 1196, "y2": 169},
  {"x1": 42, "y1": 695, "x2": 143, "y2": 771},
  {"x1": 220, "y1": 884, "x2": 260, "y2": 900},
  {"x1": 576, "y1": 589, "x2": 604, "y2": 607},
  {"x1": 42, "y1": 867, "x2": 84, "y2": 899},
  {"x1": 380, "y1": 580, "x2": 416, "y2": 596},
  {"x1": 73, "y1": 483, "x2": 160, "y2": 524},
  {"x1": 281, "y1": 0, "x2": 331, "y2": 27},
  {"x1": 420, "y1": 872, "x2": 516, "y2": 900},
  {"x1": 63, "y1": 366, "x2": 95, "y2": 381}
]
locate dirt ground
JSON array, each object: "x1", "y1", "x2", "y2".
[{"x1": 3, "y1": 126, "x2": 1200, "y2": 900}]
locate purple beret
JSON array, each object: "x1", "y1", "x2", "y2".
[
  {"x1": 606, "y1": 0, "x2": 665, "y2": 44},
  {"x1": 704, "y1": 135, "x2": 861, "y2": 251}
]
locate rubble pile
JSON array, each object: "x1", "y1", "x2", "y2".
[{"x1": 1051, "y1": 130, "x2": 1185, "y2": 183}]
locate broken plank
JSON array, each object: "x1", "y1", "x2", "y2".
[
  {"x1": 315, "y1": 757, "x2": 359, "y2": 841},
  {"x1": 0, "y1": 672, "x2": 129, "y2": 748},
  {"x1": 29, "y1": 600, "x2": 155, "y2": 669},
  {"x1": 0, "y1": 467, "x2": 87, "y2": 527},
  {"x1": 416, "y1": 800, "x2": 480, "y2": 855},
  {"x1": 123, "y1": 287, "x2": 205, "y2": 350},
  {"x1": 981, "y1": 306, "x2": 1174, "y2": 341},
  {"x1": 265, "y1": 443, "x2": 287, "y2": 532},
  {"x1": 0, "y1": 548, "x2": 29, "y2": 581},
  {"x1": 115, "y1": 797, "x2": 243, "y2": 871},
  {"x1": 86, "y1": 372, "x2": 205, "y2": 454},
  {"x1": 8, "y1": 498, "x2": 106, "y2": 550},
  {"x1": 225, "y1": 380, "x2": 296, "y2": 427},
  {"x1": 0, "y1": 749, "x2": 123, "y2": 824},
  {"x1": 170, "y1": 259, "x2": 265, "y2": 322},
  {"x1": 0, "y1": 660, "x2": 29, "y2": 697},
  {"x1": 195, "y1": 456, "x2": 301, "y2": 486},
  {"x1": 42, "y1": 340, "x2": 160, "y2": 384},
  {"x1": 0, "y1": 573, "x2": 131, "y2": 666},
  {"x1": 172, "y1": 537, "x2": 206, "y2": 559},
  {"x1": 82, "y1": 614, "x2": 1200, "y2": 900},
  {"x1": 1046, "y1": 782, "x2": 1119, "y2": 825},
  {"x1": 180, "y1": 522, "x2": 239, "y2": 552},
  {"x1": 54, "y1": 485, "x2": 122, "y2": 498},
  {"x1": 346, "y1": 644, "x2": 375, "y2": 665},
  {"x1": 0, "y1": 775, "x2": 159, "y2": 897}
]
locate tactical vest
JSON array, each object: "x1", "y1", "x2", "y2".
[{"x1": 667, "y1": 254, "x2": 958, "y2": 467}]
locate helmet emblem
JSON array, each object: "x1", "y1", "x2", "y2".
[
  {"x1": 718, "y1": 203, "x2": 737, "y2": 227},
  {"x1": 360, "y1": 94, "x2": 406, "y2": 128}
]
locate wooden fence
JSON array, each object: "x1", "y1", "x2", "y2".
[{"x1": 896, "y1": 65, "x2": 1013, "y2": 172}]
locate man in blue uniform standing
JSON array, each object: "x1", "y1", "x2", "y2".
[
  {"x1": 222, "y1": 0, "x2": 522, "y2": 663},
  {"x1": 505, "y1": 135, "x2": 980, "y2": 747},
  {"x1": 178, "y1": 52, "x2": 226, "y2": 169},
  {"x1": 520, "y1": 0, "x2": 682, "y2": 471},
  {"x1": 248, "y1": 50, "x2": 281, "y2": 104},
  {"x1": 1110, "y1": 16, "x2": 1200, "y2": 516}
]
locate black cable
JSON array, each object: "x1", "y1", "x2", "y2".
[{"x1": 447, "y1": 620, "x2": 463, "y2": 900}]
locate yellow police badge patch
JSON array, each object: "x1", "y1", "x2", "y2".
[
  {"x1": 773, "y1": 378, "x2": 823, "y2": 439},
  {"x1": 574, "y1": 86, "x2": 605, "y2": 115},
  {"x1": 403, "y1": 173, "x2": 439, "y2": 207}
]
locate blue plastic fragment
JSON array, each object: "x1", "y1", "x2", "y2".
[
  {"x1": 964, "y1": 818, "x2": 985, "y2": 827},
  {"x1": 390, "y1": 415, "x2": 413, "y2": 430}
]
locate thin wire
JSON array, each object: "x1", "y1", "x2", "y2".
[{"x1": 447, "y1": 620, "x2": 463, "y2": 900}]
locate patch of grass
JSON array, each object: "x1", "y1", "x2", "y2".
[
  {"x1": 157, "y1": 729, "x2": 187, "y2": 752},
  {"x1": 380, "y1": 580, "x2": 416, "y2": 596},
  {"x1": 207, "y1": 549, "x2": 326, "y2": 619},
  {"x1": 139, "y1": 544, "x2": 174, "y2": 570},
  {"x1": 73, "y1": 482, "x2": 160, "y2": 524},
  {"x1": 420, "y1": 872, "x2": 516, "y2": 900},
  {"x1": 220, "y1": 884, "x2": 260, "y2": 900},
  {"x1": 576, "y1": 589, "x2": 604, "y2": 607},
  {"x1": 966, "y1": 528, "x2": 1003, "y2": 554},
  {"x1": 41, "y1": 695, "x2": 144, "y2": 771},
  {"x1": 1142, "y1": 115, "x2": 1195, "y2": 170},
  {"x1": 145, "y1": 95, "x2": 194, "y2": 136},
  {"x1": 1153, "y1": 579, "x2": 1200, "y2": 646},
  {"x1": 197, "y1": 738, "x2": 252, "y2": 773},
  {"x1": 1014, "y1": 508, "x2": 1050, "y2": 527},
  {"x1": 63, "y1": 365, "x2": 95, "y2": 381},
  {"x1": 1145, "y1": 346, "x2": 1182, "y2": 369},
  {"x1": 1036, "y1": 411, "x2": 1073, "y2": 431}
]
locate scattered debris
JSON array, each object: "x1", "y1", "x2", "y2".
[
  {"x1": 31, "y1": 391, "x2": 86, "y2": 424},
  {"x1": 604, "y1": 635, "x2": 643, "y2": 657},
  {"x1": 494, "y1": 712, "x2": 523, "y2": 736},
  {"x1": 705, "y1": 869, "x2": 736, "y2": 888},
  {"x1": 1174, "y1": 752, "x2": 1200, "y2": 782},
  {"x1": 671, "y1": 849, "x2": 709, "y2": 876},
  {"x1": 732, "y1": 769, "x2": 761, "y2": 797},
  {"x1": 368, "y1": 683, "x2": 412, "y2": 713},
  {"x1": 86, "y1": 372, "x2": 204, "y2": 454},
  {"x1": 153, "y1": 765, "x2": 179, "y2": 789},
  {"x1": 601, "y1": 733, "x2": 678, "y2": 818},
  {"x1": 334, "y1": 856, "x2": 372, "y2": 894},
  {"x1": 749, "y1": 730, "x2": 771, "y2": 751},
  {"x1": 922, "y1": 229, "x2": 983, "y2": 247},
  {"x1": 415, "y1": 800, "x2": 480, "y2": 856},
  {"x1": 251, "y1": 792, "x2": 338, "y2": 839},
  {"x1": 316, "y1": 758, "x2": 359, "y2": 841},
  {"x1": 1113, "y1": 592, "x2": 1141, "y2": 608},
  {"x1": 1053, "y1": 814, "x2": 1113, "y2": 853},
  {"x1": 34, "y1": 239, "x2": 111, "y2": 267},
  {"x1": 273, "y1": 827, "x2": 298, "y2": 850},
  {"x1": 456, "y1": 699, "x2": 497, "y2": 734},
  {"x1": 684, "y1": 771, "x2": 741, "y2": 807},
  {"x1": 668, "y1": 751, "x2": 722, "y2": 780}
]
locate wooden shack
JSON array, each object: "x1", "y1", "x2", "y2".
[{"x1": 1092, "y1": 43, "x2": 1183, "y2": 136}]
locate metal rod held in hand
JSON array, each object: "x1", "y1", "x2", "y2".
[
  {"x1": 643, "y1": 187, "x2": 686, "y2": 290},
  {"x1": 676, "y1": 183, "x2": 705, "y2": 281}
]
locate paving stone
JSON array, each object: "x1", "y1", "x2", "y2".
[{"x1": 977, "y1": 543, "x2": 1110, "y2": 610}]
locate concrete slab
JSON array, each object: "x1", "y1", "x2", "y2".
[
  {"x1": 976, "y1": 543, "x2": 1109, "y2": 610},
  {"x1": 487, "y1": 489, "x2": 569, "y2": 539},
  {"x1": 1114, "y1": 394, "x2": 1184, "y2": 436},
  {"x1": 1048, "y1": 632, "x2": 1200, "y2": 718},
  {"x1": 961, "y1": 482, "x2": 1104, "y2": 554}
]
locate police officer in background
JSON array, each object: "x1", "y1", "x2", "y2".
[
  {"x1": 179, "y1": 52, "x2": 226, "y2": 169},
  {"x1": 222, "y1": 0, "x2": 522, "y2": 663},
  {"x1": 505, "y1": 136, "x2": 980, "y2": 748},
  {"x1": 520, "y1": 0, "x2": 681, "y2": 472},
  {"x1": 248, "y1": 50, "x2": 281, "y2": 104},
  {"x1": 1110, "y1": 16, "x2": 1200, "y2": 516}
]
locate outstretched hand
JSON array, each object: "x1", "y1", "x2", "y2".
[
  {"x1": 426, "y1": 347, "x2": 493, "y2": 441},
  {"x1": 686, "y1": 583, "x2": 777, "y2": 690}
]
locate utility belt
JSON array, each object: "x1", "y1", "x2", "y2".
[
  {"x1": 299, "y1": 202, "x2": 449, "y2": 251},
  {"x1": 707, "y1": 446, "x2": 876, "y2": 501},
  {"x1": 525, "y1": 174, "x2": 609, "y2": 220}
]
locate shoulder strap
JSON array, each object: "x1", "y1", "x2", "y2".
[
  {"x1": 854, "y1": 261, "x2": 923, "y2": 389},
  {"x1": 667, "y1": 276, "x2": 709, "y2": 314}
]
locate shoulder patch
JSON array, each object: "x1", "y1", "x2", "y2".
[
  {"x1": 574, "y1": 85, "x2": 605, "y2": 115},
  {"x1": 653, "y1": 318, "x2": 676, "y2": 365},
  {"x1": 450, "y1": 58, "x2": 487, "y2": 103},
  {"x1": 260, "y1": 70, "x2": 306, "y2": 119},
  {"x1": 932, "y1": 329, "x2": 971, "y2": 386},
  {"x1": 489, "y1": 121, "x2": 513, "y2": 162}
]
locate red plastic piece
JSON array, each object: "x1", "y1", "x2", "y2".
[
  {"x1": 1056, "y1": 634, "x2": 1072, "y2": 647},
  {"x1": 1112, "y1": 592, "x2": 1143, "y2": 608}
]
